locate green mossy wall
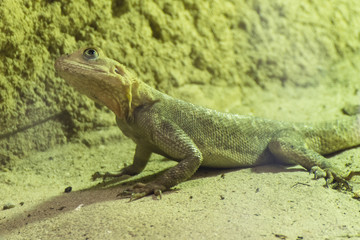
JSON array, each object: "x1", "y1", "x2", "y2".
[{"x1": 1, "y1": 0, "x2": 360, "y2": 167}]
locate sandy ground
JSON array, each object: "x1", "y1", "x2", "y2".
[
  {"x1": 1, "y1": 1, "x2": 360, "y2": 239},
  {"x1": 1, "y1": 84, "x2": 360, "y2": 240}
]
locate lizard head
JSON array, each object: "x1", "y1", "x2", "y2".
[{"x1": 55, "y1": 47, "x2": 145, "y2": 119}]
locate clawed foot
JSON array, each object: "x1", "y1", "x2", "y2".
[
  {"x1": 310, "y1": 166, "x2": 352, "y2": 191},
  {"x1": 92, "y1": 171, "x2": 130, "y2": 181},
  {"x1": 117, "y1": 182, "x2": 166, "y2": 201}
]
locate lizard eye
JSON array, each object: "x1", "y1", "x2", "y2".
[{"x1": 83, "y1": 48, "x2": 99, "y2": 60}]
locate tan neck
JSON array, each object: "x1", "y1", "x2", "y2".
[{"x1": 108, "y1": 78, "x2": 159, "y2": 120}]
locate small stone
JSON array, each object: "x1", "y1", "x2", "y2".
[
  {"x1": 3, "y1": 203, "x2": 16, "y2": 210},
  {"x1": 64, "y1": 186, "x2": 72, "y2": 193}
]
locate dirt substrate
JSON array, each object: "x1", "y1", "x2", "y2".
[
  {"x1": 1, "y1": 86, "x2": 360, "y2": 239},
  {"x1": 1, "y1": 0, "x2": 360, "y2": 239}
]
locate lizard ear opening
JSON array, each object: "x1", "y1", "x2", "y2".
[{"x1": 114, "y1": 65, "x2": 126, "y2": 76}]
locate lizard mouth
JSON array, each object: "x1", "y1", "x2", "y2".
[{"x1": 55, "y1": 57, "x2": 109, "y2": 79}]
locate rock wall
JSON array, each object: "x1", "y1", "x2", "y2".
[{"x1": 1, "y1": 0, "x2": 360, "y2": 167}]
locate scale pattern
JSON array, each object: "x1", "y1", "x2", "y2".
[{"x1": 55, "y1": 47, "x2": 360, "y2": 198}]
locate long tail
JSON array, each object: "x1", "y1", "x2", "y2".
[{"x1": 303, "y1": 115, "x2": 360, "y2": 155}]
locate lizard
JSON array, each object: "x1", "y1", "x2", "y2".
[{"x1": 54, "y1": 47, "x2": 360, "y2": 200}]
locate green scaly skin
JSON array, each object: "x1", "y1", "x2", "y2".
[{"x1": 55, "y1": 47, "x2": 360, "y2": 200}]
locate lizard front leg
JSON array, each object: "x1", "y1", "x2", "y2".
[
  {"x1": 92, "y1": 144, "x2": 152, "y2": 180},
  {"x1": 120, "y1": 119, "x2": 203, "y2": 200}
]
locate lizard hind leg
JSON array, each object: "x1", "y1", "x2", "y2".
[{"x1": 268, "y1": 131, "x2": 352, "y2": 191}]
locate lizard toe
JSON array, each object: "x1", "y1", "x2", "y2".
[
  {"x1": 117, "y1": 182, "x2": 166, "y2": 200},
  {"x1": 92, "y1": 170, "x2": 131, "y2": 182},
  {"x1": 310, "y1": 166, "x2": 352, "y2": 191},
  {"x1": 91, "y1": 171, "x2": 114, "y2": 181},
  {"x1": 309, "y1": 166, "x2": 327, "y2": 179},
  {"x1": 91, "y1": 171, "x2": 103, "y2": 181}
]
